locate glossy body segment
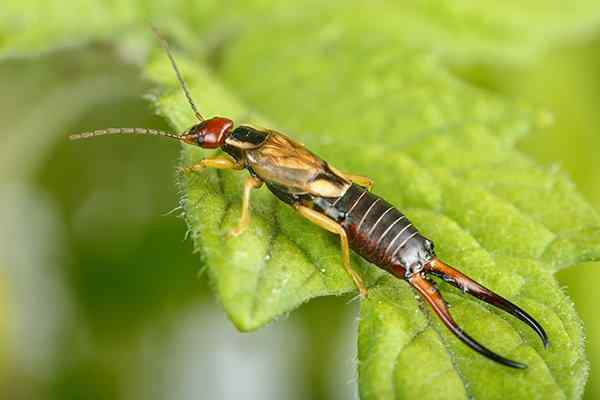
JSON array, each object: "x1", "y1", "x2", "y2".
[{"x1": 315, "y1": 184, "x2": 434, "y2": 276}]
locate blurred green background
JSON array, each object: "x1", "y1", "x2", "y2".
[{"x1": 1, "y1": 8, "x2": 600, "y2": 400}]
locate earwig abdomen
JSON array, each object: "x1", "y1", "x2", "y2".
[{"x1": 327, "y1": 184, "x2": 434, "y2": 276}]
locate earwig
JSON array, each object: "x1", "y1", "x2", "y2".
[{"x1": 70, "y1": 30, "x2": 548, "y2": 369}]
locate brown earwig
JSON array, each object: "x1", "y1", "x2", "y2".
[{"x1": 70, "y1": 30, "x2": 548, "y2": 369}]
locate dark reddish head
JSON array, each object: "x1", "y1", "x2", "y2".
[{"x1": 183, "y1": 117, "x2": 234, "y2": 148}]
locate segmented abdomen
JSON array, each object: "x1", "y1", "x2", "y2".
[{"x1": 334, "y1": 184, "x2": 433, "y2": 272}]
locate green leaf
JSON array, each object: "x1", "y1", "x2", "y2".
[
  {"x1": 147, "y1": 9, "x2": 600, "y2": 400},
  {"x1": 4, "y1": 2, "x2": 600, "y2": 399}
]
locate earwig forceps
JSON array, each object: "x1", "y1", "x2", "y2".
[{"x1": 386, "y1": 257, "x2": 548, "y2": 369}]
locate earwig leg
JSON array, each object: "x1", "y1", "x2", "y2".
[
  {"x1": 408, "y1": 272, "x2": 527, "y2": 369},
  {"x1": 328, "y1": 166, "x2": 374, "y2": 190},
  {"x1": 344, "y1": 174, "x2": 374, "y2": 191},
  {"x1": 426, "y1": 257, "x2": 548, "y2": 348},
  {"x1": 179, "y1": 155, "x2": 244, "y2": 174},
  {"x1": 295, "y1": 205, "x2": 368, "y2": 298},
  {"x1": 227, "y1": 176, "x2": 263, "y2": 238}
]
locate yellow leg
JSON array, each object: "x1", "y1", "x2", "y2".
[
  {"x1": 295, "y1": 205, "x2": 368, "y2": 298},
  {"x1": 228, "y1": 176, "x2": 263, "y2": 237},
  {"x1": 342, "y1": 173, "x2": 374, "y2": 191},
  {"x1": 329, "y1": 165, "x2": 374, "y2": 190},
  {"x1": 179, "y1": 155, "x2": 244, "y2": 174}
]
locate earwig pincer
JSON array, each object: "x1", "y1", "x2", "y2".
[{"x1": 70, "y1": 30, "x2": 548, "y2": 369}]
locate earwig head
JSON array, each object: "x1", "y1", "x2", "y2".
[{"x1": 182, "y1": 117, "x2": 234, "y2": 148}]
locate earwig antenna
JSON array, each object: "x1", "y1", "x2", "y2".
[
  {"x1": 152, "y1": 26, "x2": 204, "y2": 121},
  {"x1": 69, "y1": 128, "x2": 184, "y2": 141}
]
